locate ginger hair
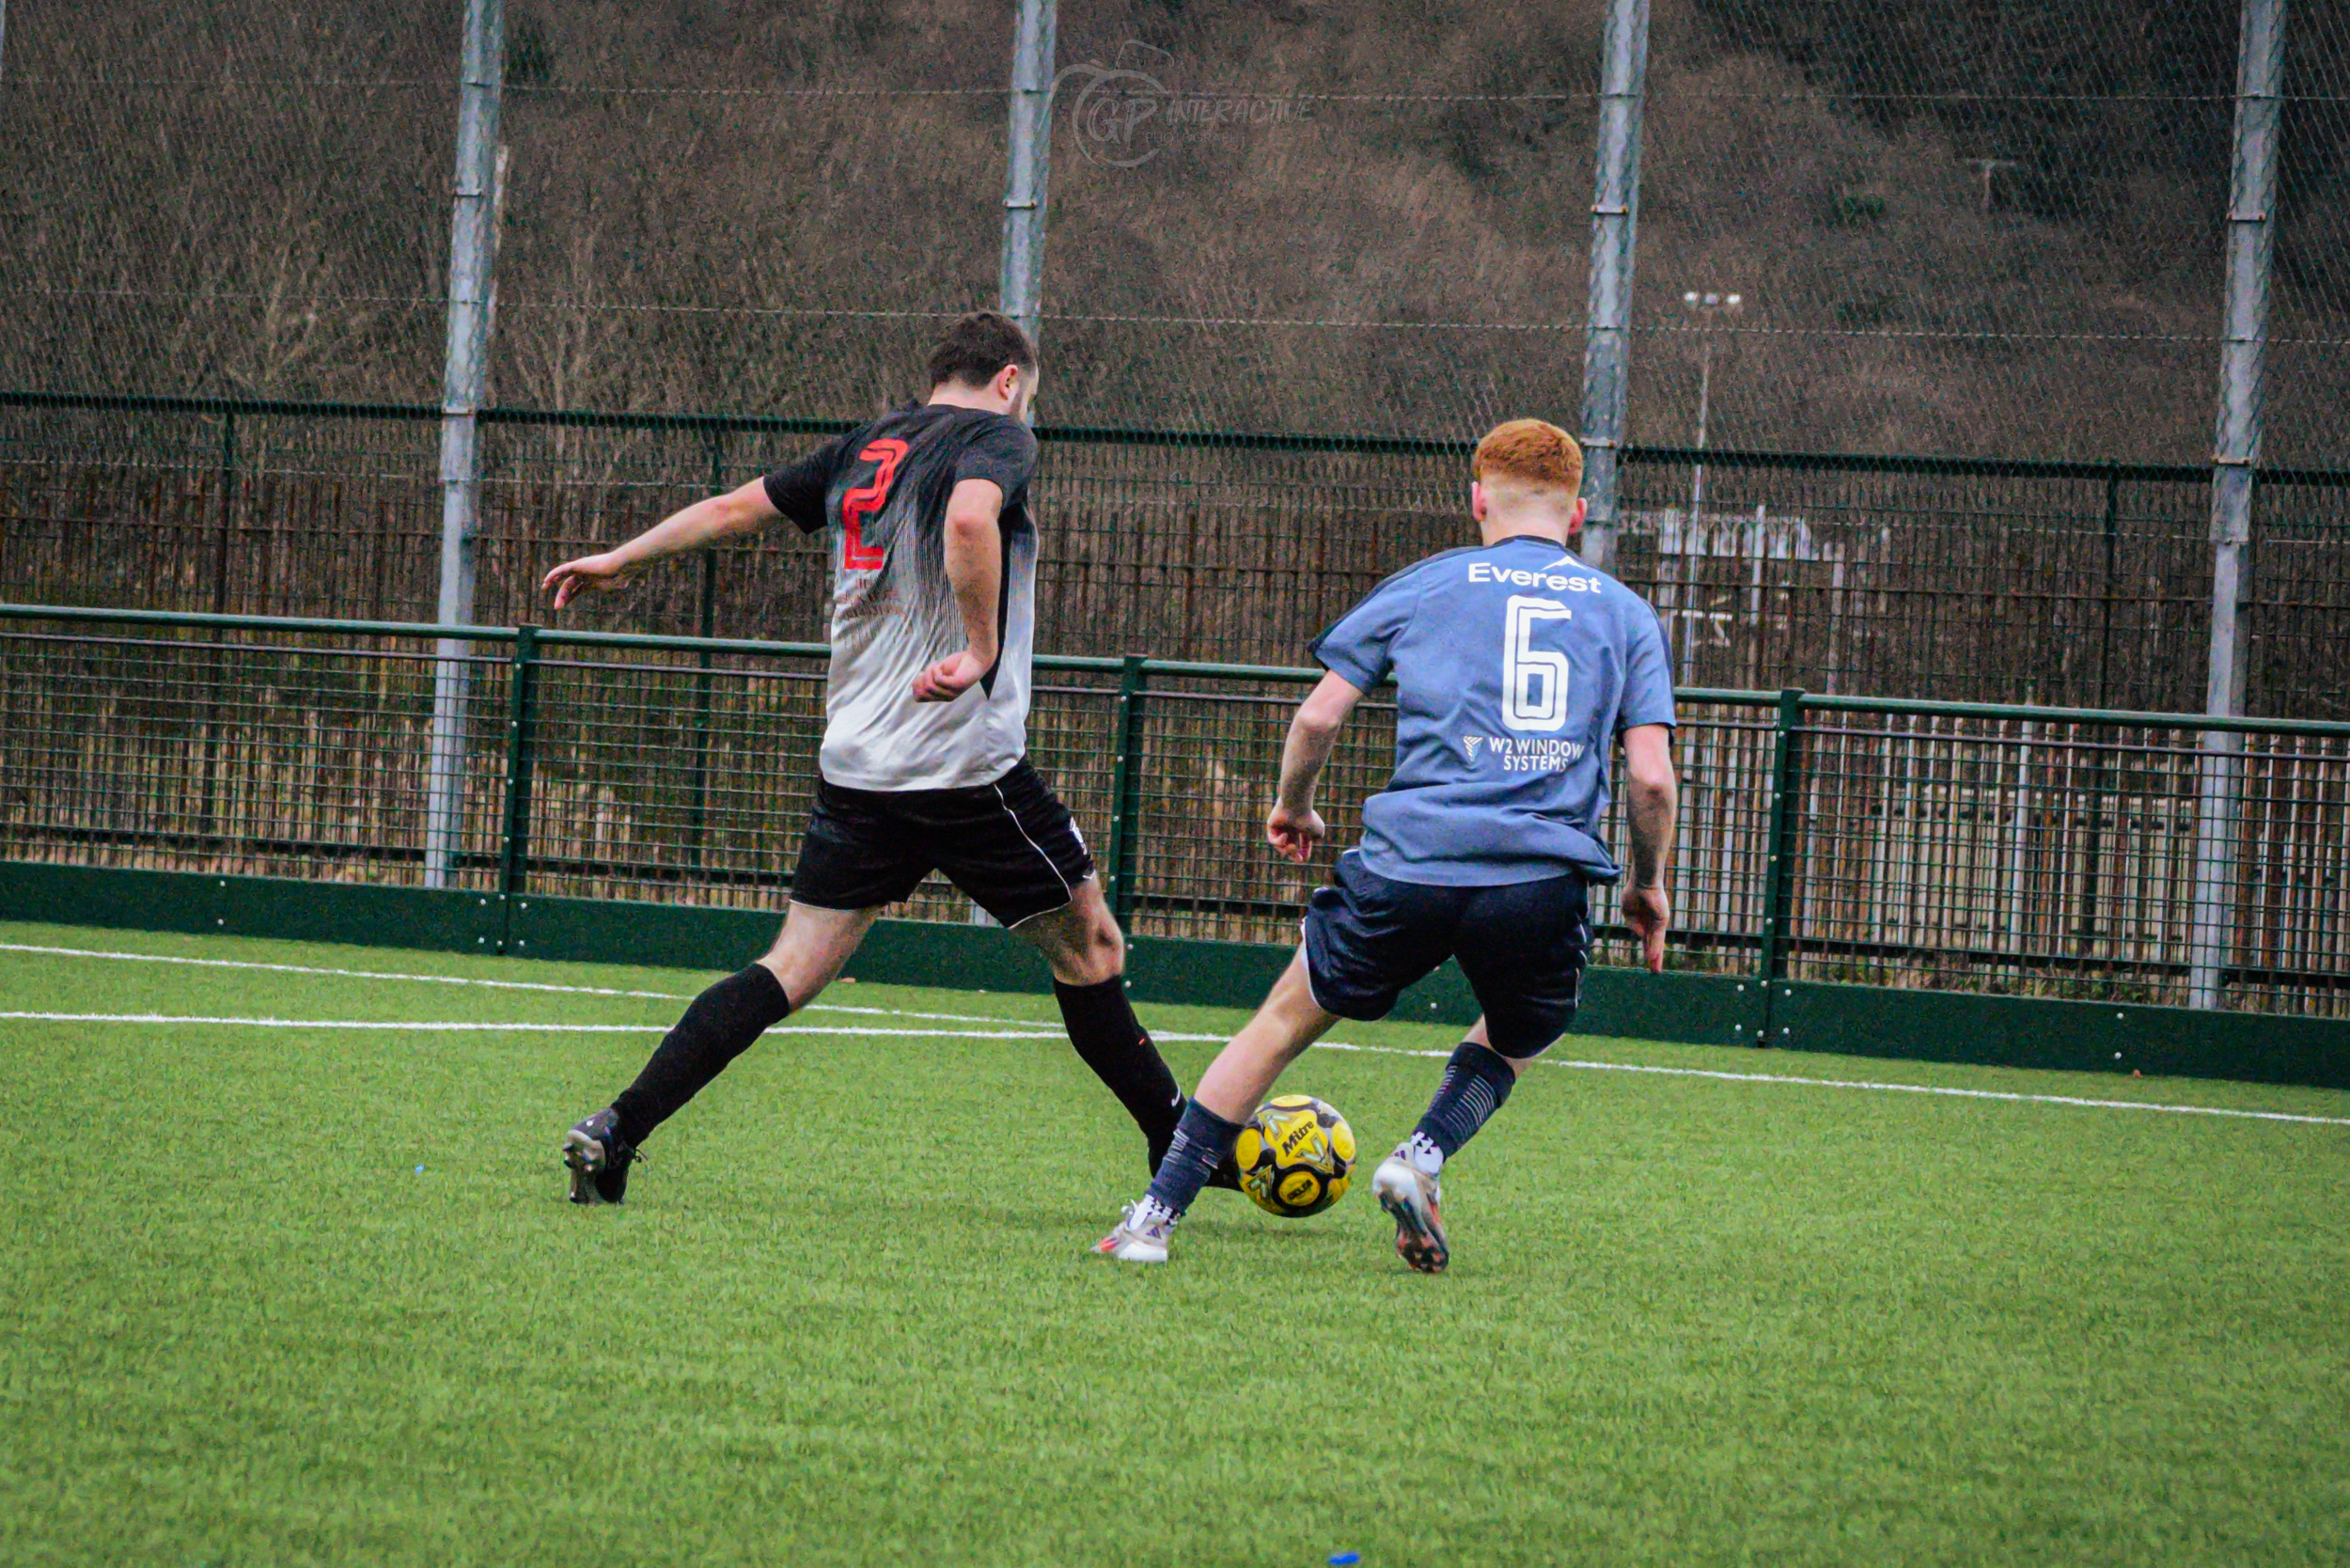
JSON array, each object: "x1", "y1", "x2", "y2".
[{"x1": 1471, "y1": 418, "x2": 1584, "y2": 496}]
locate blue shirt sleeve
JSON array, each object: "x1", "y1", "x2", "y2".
[
  {"x1": 1308, "y1": 573, "x2": 1420, "y2": 691},
  {"x1": 1618, "y1": 599, "x2": 1677, "y2": 730}
]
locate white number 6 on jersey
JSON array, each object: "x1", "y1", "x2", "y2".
[{"x1": 1502, "y1": 595, "x2": 1573, "y2": 732}]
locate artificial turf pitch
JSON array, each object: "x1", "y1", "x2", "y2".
[{"x1": 2, "y1": 920, "x2": 2345, "y2": 1567}]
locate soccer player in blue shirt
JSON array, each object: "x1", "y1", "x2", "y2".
[{"x1": 1097, "y1": 418, "x2": 1680, "y2": 1271}]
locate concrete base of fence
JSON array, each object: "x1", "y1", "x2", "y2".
[{"x1": 4, "y1": 859, "x2": 2345, "y2": 1090}]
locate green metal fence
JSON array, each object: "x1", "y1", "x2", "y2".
[
  {"x1": 7, "y1": 392, "x2": 2349, "y2": 720},
  {"x1": 4, "y1": 603, "x2": 2346, "y2": 1026}
]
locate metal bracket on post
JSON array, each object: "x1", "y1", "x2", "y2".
[
  {"x1": 496, "y1": 624, "x2": 540, "y2": 951},
  {"x1": 1577, "y1": 0, "x2": 1651, "y2": 574},
  {"x1": 1753, "y1": 687, "x2": 1806, "y2": 1045},
  {"x1": 1102, "y1": 654, "x2": 1148, "y2": 925}
]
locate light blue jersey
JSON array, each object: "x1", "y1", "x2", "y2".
[{"x1": 1309, "y1": 534, "x2": 1675, "y2": 886}]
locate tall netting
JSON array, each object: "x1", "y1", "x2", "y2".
[
  {"x1": 487, "y1": 4, "x2": 1008, "y2": 418},
  {"x1": 2269, "y1": 4, "x2": 2350, "y2": 469},
  {"x1": 0, "y1": 0, "x2": 2343, "y2": 704},
  {"x1": 1038, "y1": 7, "x2": 1595, "y2": 438},
  {"x1": 1637, "y1": 0, "x2": 2239, "y2": 463},
  {"x1": 0, "y1": 1, "x2": 454, "y2": 400}
]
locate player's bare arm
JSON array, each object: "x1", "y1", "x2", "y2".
[
  {"x1": 1619, "y1": 723, "x2": 1677, "y2": 973},
  {"x1": 541, "y1": 478, "x2": 781, "y2": 609},
  {"x1": 910, "y1": 478, "x2": 1006, "y2": 703},
  {"x1": 1265, "y1": 671, "x2": 1364, "y2": 862}
]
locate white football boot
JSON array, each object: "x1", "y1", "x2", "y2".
[
  {"x1": 1094, "y1": 1196, "x2": 1179, "y2": 1262},
  {"x1": 1371, "y1": 1140, "x2": 1450, "y2": 1274}
]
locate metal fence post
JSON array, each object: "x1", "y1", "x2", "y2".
[
  {"x1": 212, "y1": 411, "x2": 238, "y2": 614},
  {"x1": 497, "y1": 623, "x2": 540, "y2": 910},
  {"x1": 2190, "y1": 0, "x2": 2286, "y2": 1010},
  {"x1": 998, "y1": 0, "x2": 1057, "y2": 346},
  {"x1": 1577, "y1": 0, "x2": 1650, "y2": 574},
  {"x1": 424, "y1": 0, "x2": 505, "y2": 888},
  {"x1": 196, "y1": 409, "x2": 239, "y2": 834},
  {"x1": 1753, "y1": 687, "x2": 1806, "y2": 1043},
  {"x1": 1102, "y1": 654, "x2": 1148, "y2": 924},
  {"x1": 686, "y1": 431, "x2": 724, "y2": 871}
]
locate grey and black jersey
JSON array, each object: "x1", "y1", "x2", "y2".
[{"x1": 762, "y1": 404, "x2": 1040, "y2": 792}]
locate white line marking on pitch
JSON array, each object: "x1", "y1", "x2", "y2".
[
  {"x1": 0, "y1": 1011, "x2": 1088, "y2": 1040},
  {"x1": 0, "y1": 943, "x2": 693, "y2": 999},
  {"x1": 0, "y1": 942, "x2": 1100, "y2": 1032},
  {"x1": 2, "y1": 1011, "x2": 2342, "y2": 1129},
  {"x1": 1311, "y1": 1040, "x2": 2350, "y2": 1127}
]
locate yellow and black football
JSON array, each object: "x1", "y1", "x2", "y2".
[{"x1": 1234, "y1": 1094, "x2": 1356, "y2": 1218}]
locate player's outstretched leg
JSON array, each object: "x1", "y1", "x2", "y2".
[
  {"x1": 562, "y1": 902, "x2": 877, "y2": 1205},
  {"x1": 1098, "y1": 951, "x2": 1336, "y2": 1262},
  {"x1": 1017, "y1": 877, "x2": 1211, "y2": 1179},
  {"x1": 1374, "y1": 1037, "x2": 1525, "y2": 1272}
]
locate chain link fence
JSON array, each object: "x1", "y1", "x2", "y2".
[{"x1": 1, "y1": 1, "x2": 2346, "y2": 994}]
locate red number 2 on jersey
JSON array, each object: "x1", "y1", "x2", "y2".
[{"x1": 839, "y1": 439, "x2": 908, "y2": 571}]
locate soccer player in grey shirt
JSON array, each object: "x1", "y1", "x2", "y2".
[
  {"x1": 1099, "y1": 419, "x2": 1681, "y2": 1271},
  {"x1": 542, "y1": 312, "x2": 1197, "y2": 1205}
]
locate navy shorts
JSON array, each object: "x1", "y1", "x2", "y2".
[
  {"x1": 790, "y1": 758, "x2": 1094, "y2": 927},
  {"x1": 1302, "y1": 855, "x2": 1592, "y2": 1058}
]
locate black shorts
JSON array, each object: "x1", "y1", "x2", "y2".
[
  {"x1": 1302, "y1": 855, "x2": 1592, "y2": 1058},
  {"x1": 790, "y1": 758, "x2": 1095, "y2": 928}
]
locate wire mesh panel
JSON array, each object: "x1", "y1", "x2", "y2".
[
  {"x1": 1782, "y1": 707, "x2": 2350, "y2": 1016},
  {"x1": 2236, "y1": 729, "x2": 2350, "y2": 1016},
  {"x1": 1040, "y1": 13, "x2": 1595, "y2": 439},
  {"x1": 2267, "y1": 7, "x2": 2350, "y2": 468},
  {"x1": 510, "y1": 645, "x2": 1122, "y2": 924},
  {"x1": 1638, "y1": 1, "x2": 2240, "y2": 463},
  {"x1": 0, "y1": 4, "x2": 455, "y2": 400},
  {"x1": 1120, "y1": 675, "x2": 1386, "y2": 946},
  {"x1": 0, "y1": 620, "x2": 508, "y2": 886},
  {"x1": 2250, "y1": 474, "x2": 2350, "y2": 721},
  {"x1": 1782, "y1": 713, "x2": 2188, "y2": 999},
  {"x1": 515, "y1": 648, "x2": 826, "y2": 908},
  {"x1": 1616, "y1": 457, "x2": 2221, "y2": 711},
  {"x1": 0, "y1": 405, "x2": 444, "y2": 619},
  {"x1": 1597, "y1": 697, "x2": 1778, "y2": 974},
  {"x1": 1030, "y1": 440, "x2": 1471, "y2": 666},
  {"x1": 492, "y1": 7, "x2": 1008, "y2": 418}
]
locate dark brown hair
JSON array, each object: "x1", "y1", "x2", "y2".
[{"x1": 926, "y1": 310, "x2": 1039, "y2": 389}]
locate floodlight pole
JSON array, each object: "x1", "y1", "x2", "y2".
[
  {"x1": 998, "y1": 0, "x2": 1057, "y2": 346},
  {"x1": 2187, "y1": 0, "x2": 2285, "y2": 1010},
  {"x1": 1578, "y1": 0, "x2": 1650, "y2": 572},
  {"x1": 424, "y1": 0, "x2": 506, "y2": 887}
]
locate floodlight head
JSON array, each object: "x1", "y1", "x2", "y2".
[
  {"x1": 1683, "y1": 290, "x2": 1700, "y2": 305},
  {"x1": 1703, "y1": 292, "x2": 1720, "y2": 306},
  {"x1": 1726, "y1": 293, "x2": 1744, "y2": 308}
]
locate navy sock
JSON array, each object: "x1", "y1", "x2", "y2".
[
  {"x1": 1054, "y1": 977, "x2": 1185, "y2": 1168},
  {"x1": 1144, "y1": 1099, "x2": 1246, "y2": 1218},
  {"x1": 1412, "y1": 1042, "x2": 1518, "y2": 1161},
  {"x1": 610, "y1": 964, "x2": 793, "y2": 1146}
]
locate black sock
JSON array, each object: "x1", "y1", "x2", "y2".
[
  {"x1": 1145, "y1": 1098, "x2": 1246, "y2": 1218},
  {"x1": 1053, "y1": 977, "x2": 1184, "y2": 1167},
  {"x1": 609, "y1": 965, "x2": 793, "y2": 1146},
  {"x1": 1413, "y1": 1042, "x2": 1519, "y2": 1161}
]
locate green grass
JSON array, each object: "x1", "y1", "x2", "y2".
[{"x1": 2, "y1": 918, "x2": 2346, "y2": 1567}]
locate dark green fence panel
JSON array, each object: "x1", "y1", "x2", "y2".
[{"x1": 3, "y1": 604, "x2": 2348, "y2": 1034}]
